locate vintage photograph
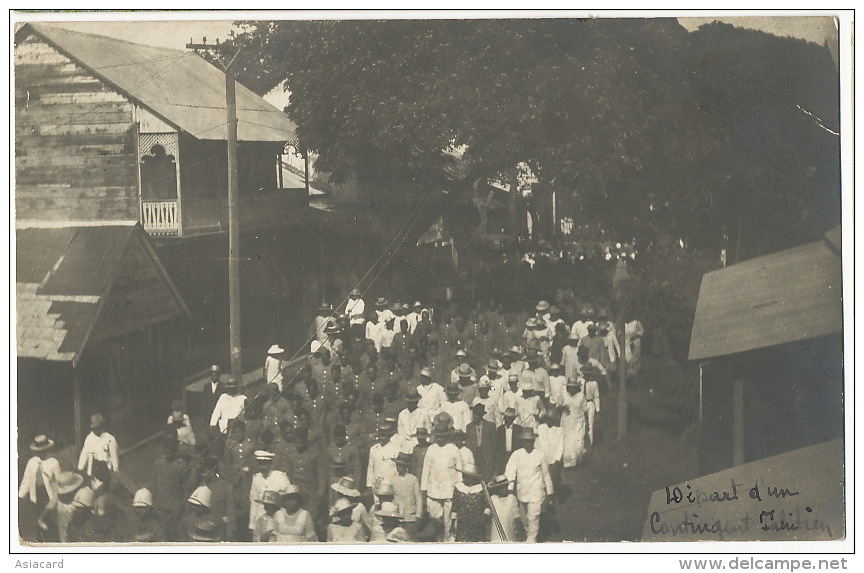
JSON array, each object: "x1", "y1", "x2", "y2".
[{"x1": 12, "y1": 10, "x2": 849, "y2": 548}]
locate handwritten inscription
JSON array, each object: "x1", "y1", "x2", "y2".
[
  {"x1": 648, "y1": 478, "x2": 833, "y2": 541},
  {"x1": 665, "y1": 479, "x2": 800, "y2": 507}
]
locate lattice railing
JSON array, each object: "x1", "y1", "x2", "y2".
[{"x1": 141, "y1": 201, "x2": 178, "y2": 234}]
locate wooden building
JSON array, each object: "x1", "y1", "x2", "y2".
[
  {"x1": 16, "y1": 224, "x2": 192, "y2": 450},
  {"x1": 14, "y1": 23, "x2": 307, "y2": 238},
  {"x1": 689, "y1": 227, "x2": 844, "y2": 474},
  {"x1": 13, "y1": 23, "x2": 310, "y2": 448}
]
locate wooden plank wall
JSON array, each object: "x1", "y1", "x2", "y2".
[{"x1": 15, "y1": 34, "x2": 139, "y2": 222}]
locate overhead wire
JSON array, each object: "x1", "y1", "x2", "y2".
[
  {"x1": 137, "y1": 181, "x2": 438, "y2": 539},
  {"x1": 37, "y1": 51, "x2": 194, "y2": 135}
]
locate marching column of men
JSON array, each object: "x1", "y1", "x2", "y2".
[{"x1": 20, "y1": 294, "x2": 635, "y2": 543}]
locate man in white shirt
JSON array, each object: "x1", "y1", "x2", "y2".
[
  {"x1": 375, "y1": 297, "x2": 394, "y2": 325},
  {"x1": 440, "y1": 384, "x2": 471, "y2": 432},
  {"x1": 498, "y1": 374, "x2": 522, "y2": 416},
  {"x1": 345, "y1": 288, "x2": 366, "y2": 322},
  {"x1": 77, "y1": 413, "x2": 119, "y2": 476},
  {"x1": 367, "y1": 424, "x2": 400, "y2": 492},
  {"x1": 248, "y1": 450, "x2": 292, "y2": 535},
  {"x1": 472, "y1": 378, "x2": 500, "y2": 426},
  {"x1": 406, "y1": 301, "x2": 423, "y2": 334},
  {"x1": 365, "y1": 314, "x2": 384, "y2": 353},
  {"x1": 505, "y1": 427, "x2": 554, "y2": 542},
  {"x1": 547, "y1": 363, "x2": 567, "y2": 407},
  {"x1": 417, "y1": 367, "x2": 446, "y2": 417},
  {"x1": 420, "y1": 418, "x2": 463, "y2": 535},
  {"x1": 209, "y1": 378, "x2": 246, "y2": 435},
  {"x1": 562, "y1": 333, "x2": 582, "y2": 381},
  {"x1": 480, "y1": 359, "x2": 505, "y2": 397},
  {"x1": 397, "y1": 389, "x2": 431, "y2": 450},
  {"x1": 570, "y1": 309, "x2": 592, "y2": 340}
]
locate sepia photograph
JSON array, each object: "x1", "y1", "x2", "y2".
[{"x1": 10, "y1": 9, "x2": 852, "y2": 556}]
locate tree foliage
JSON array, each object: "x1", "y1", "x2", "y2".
[{"x1": 226, "y1": 18, "x2": 840, "y2": 260}]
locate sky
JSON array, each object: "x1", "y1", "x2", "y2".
[{"x1": 19, "y1": 11, "x2": 840, "y2": 50}]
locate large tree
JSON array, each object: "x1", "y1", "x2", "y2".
[{"x1": 223, "y1": 18, "x2": 840, "y2": 259}]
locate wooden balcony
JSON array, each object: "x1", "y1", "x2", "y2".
[
  {"x1": 141, "y1": 200, "x2": 179, "y2": 236},
  {"x1": 141, "y1": 187, "x2": 308, "y2": 238}
]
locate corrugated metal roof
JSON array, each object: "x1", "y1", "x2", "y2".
[
  {"x1": 16, "y1": 225, "x2": 188, "y2": 364},
  {"x1": 689, "y1": 236, "x2": 842, "y2": 361},
  {"x1": 22, "y1": 23, "x2": 298, "y2": 143}
]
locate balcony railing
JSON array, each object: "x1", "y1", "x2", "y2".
[
  {"x1": 141, "y1": 201, "x2": 179, "y2": 235},
  {"x1": 141, "y1": 188, "x2": 308, "y2": 238}
]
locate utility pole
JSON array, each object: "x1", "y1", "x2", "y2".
[{"x1": 187, "y1": 38, "x2": 243, "y2": 381}]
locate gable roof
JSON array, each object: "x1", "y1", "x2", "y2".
[
  {"x1": 18, "y1": 23, "x2": 298, "y2": 143},
  {"x1": 16, "y1": 225, "x2": 191, "y2": 365},
  {"x1": 688, "y1": 228, "x2": 843, "y2": 361}
]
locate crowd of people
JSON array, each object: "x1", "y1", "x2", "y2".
[{"x1": 19, "y1": 288, "x2": 644, "y2": 544}]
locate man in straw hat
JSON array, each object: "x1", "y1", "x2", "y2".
[
  {"x1": 77, "y1": 414, "x2": 119, "y2": 476},
  {"x1": 371, "y1": 501, "x2": 410, "y2": 543},
  {"x1": 486, "y1": 474, "x2": 518, "y2": 543},
  {"x1": 278, "y1": 483, "x2": 318, "y2": 542},
  {"x1": 420, "y1": 412, "x2": 463, "y2": 538},
  {"x1": 52, "y1": 471, "x2": 84, "y2": 543},
  {"x1": 19, "y1": 434, "x2": 62, "y2": 541},
  {"x1": 345, "y1": 287, "x2": 366, "y2": 323},
  {"x1": 327, "y1": 496, "x2": 367, "y2": 542},
  {"x1": 209, "y1": 376, "x2": 246, "y2": 436},
  {"x1": 391, "y1": 451, "x2": 423, "y2": 538},
  {"x1": 504, "y1": 427, "x2": 554, "y2": 542},
  {"x1": 331, "y1": 474, "x2": 374, "y2": 537},
  {"x1": 264, "y1": 343, "x2": 286, "y2": 391},
  {"x1": 252, "y1": 490, "x2": 287, "y2": 542},
  {"x1": 397, "y1": 387, "x2": 430, "y2": 450},
  {"x1": 410, "y1": 427, "x2": 431, "y2": 479},
  {"x1": 441, "y1": 383, "x2": 471, "y2": 432}
]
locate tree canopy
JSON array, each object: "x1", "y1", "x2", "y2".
[{"x1": 224, "y1": 18, "x2": 840, "y2": 261}]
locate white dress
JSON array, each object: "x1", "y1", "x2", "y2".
[{"x1": 560, "y1": 390, "x2": 588, "y2": 468}]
